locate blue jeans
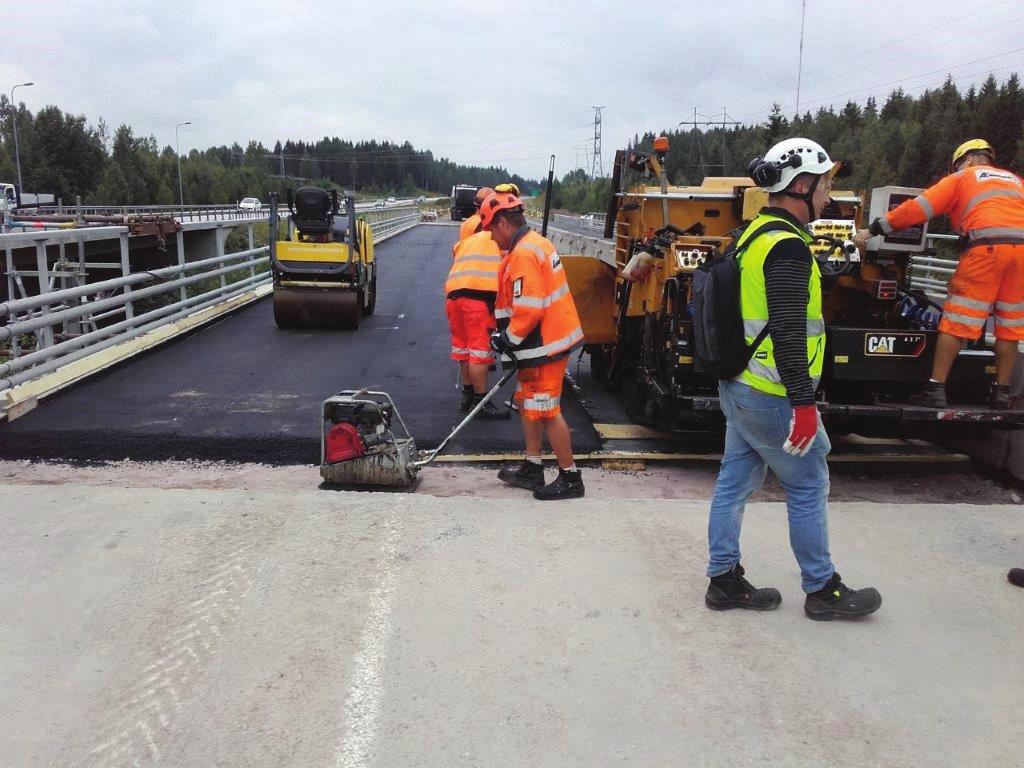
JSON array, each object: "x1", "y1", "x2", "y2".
[{"x1": 706, "y1": 378, "x2": 835, "y2": 593}]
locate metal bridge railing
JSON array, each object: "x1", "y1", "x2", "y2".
[
  {"x1": 552, "y1": 212, "x2": 606, "y2": 234},
  {"x1": 0, "y1": 205, "x2": 421, "y2": 393},
  {"x1": 909, "y1": 233, "x2": 960, "y2": 301}
]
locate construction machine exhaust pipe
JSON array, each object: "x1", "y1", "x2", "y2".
[{"x1": 542, "y1": 154, "x2": 555, "y2": 237}]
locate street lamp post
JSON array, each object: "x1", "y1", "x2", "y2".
[
  {"x1": 10, "y1": 82, "x2": 33, "y2": 194},
  {"x1": 175, "y1": 121, "x2": 191, "y2": 215}
]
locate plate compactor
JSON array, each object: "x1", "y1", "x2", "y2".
[
  {"x1": 269, "y1": 187, "x2": 376, "y2": 329},
  {"x1": 319, "y1": 360, "x2": 518, "y2": 489}
]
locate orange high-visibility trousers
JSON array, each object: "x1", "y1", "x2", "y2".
[
  {"x1": 940, "y1": 243, "x2": 1024, "y2": 340},
  {"x1": 514, "y1": 358, "x2": 568, "y2": 421}
]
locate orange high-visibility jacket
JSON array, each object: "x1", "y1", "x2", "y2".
[
  {"x1": 445, "y1": 230, "x2": 501, "y2": 297},
  {"x1": 880, "y1": 165, "x2": 1024, "y2": 244},
  {"x1": 495, "y1": 229, "x2": 584, "y2": 369},
  {"x1": 459, "y1": 214, "x2": 482, "y2": 241}
]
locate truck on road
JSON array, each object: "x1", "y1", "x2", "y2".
[{"x1": 449, "y1": 184, "x2": 478, "y2": 221}]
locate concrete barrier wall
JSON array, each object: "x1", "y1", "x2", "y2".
[{"x1": 543, "y1": 226, "x2": 617, "y2": 268}]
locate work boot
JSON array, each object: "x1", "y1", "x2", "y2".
[
  {"x1": 705, "y1": 563, "x2": 782, "y2": 611},
  {"x1": 498, "y1": 460, "x2": 545, "y2": 491},
  {"x1": 907, "y1": 380, "x2": 948, "y2": 408},
  {"x1": 804, "y1": 573, "x2": 882, "y2": 621},
  {"x1": 989, "y1": 383, "x2": 1012, "y2": 410},
  {"x1": 459, "y1": 385, "x2": 475, "y2": 412},
  {"x1": 1008, "y1": 568, "x2": 1024, "y2": 588},
  {"x1": 472, "y1": 394, "x2": 510, "y2": 420},
  {"x1": 532, "y1": 467, "x2": 585, "y2": 500}
]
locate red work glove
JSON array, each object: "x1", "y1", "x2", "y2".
[{"x1": 783, "y1": 405, "x2": 819, "y2": 457}]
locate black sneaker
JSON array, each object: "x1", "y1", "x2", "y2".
[
  {"x1": 498, "y1": 460, "x2": 545, "y2": 491},
  {"x1": 907, "y1": 380, "x2": 947, "y2": 408},
  {"x1": 459, "y1": 386, "x2": 475, "y2": 412},
  {"x1": 705, "y1": 564, "x2": 781, "y2": 611},
  {"x1": 989, "y1": 384, "x2": 1012, "y2": 410},
  {"x1": 533, "y1": 468, "x2": 585, "y2": 500},
  {"x1": 1008, "y1": 568, "x2": 1024, "y2": 588},
  {"x1": 804, "y1": 573, "x2": 882, "y2": 621},
  {"x1": 472, "y1": 395, "x2": 510, "y2": 420}
]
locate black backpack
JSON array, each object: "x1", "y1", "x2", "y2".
[{"x1": 692, "y1": 220, "x2": 800, "y2": 380}]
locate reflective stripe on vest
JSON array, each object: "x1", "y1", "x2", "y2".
[
  {"x1": 446, "y1": 231, "x2": 501, "y2": 294},
  {"x1": 736, "y1": 213, "x2": 825, "y2": 397}
]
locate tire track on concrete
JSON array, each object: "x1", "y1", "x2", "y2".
[{"x1": 80, "y1": 537, "x2": 257, "y2": 768}]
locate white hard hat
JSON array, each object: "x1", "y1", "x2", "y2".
[{"x1": 751, "y1": 137, "x2": 840, "y2": 193}]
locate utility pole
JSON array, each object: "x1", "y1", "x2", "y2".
[
  {"x1": 796, "y1": 0, "x2": 807, "y2": 115},
  {"x1": 10, "y1": 81, "x2": 33, "y2": 193},
  {"x1": 591, "y1": 106, "x2": 604, "y2": 179},
  {"x1": 175, "y1": 121, "x2": 191, "y2": 216},
  {"x1": 279, "y1": 144, "x2": 285, "y2": 176}
]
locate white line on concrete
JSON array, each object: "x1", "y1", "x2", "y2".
[{"x1": 334, "y1": 520, "x2": 401, "y2": 768}]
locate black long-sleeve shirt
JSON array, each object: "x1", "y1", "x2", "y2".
[{"x1": 760, "y1": 208, "x2": 816, "y2": 406}]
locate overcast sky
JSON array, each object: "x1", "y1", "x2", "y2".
[{"x1": 4, "y1": 0, "x2": 1023, "y2": 180}]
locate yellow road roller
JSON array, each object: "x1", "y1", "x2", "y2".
[{"x1": 269, "y1": 187, "x2": 376, "y2": 329}]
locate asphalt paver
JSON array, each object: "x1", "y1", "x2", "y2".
[{"x1": 0, "y1": 225, "x2": 600, "y2": 464}]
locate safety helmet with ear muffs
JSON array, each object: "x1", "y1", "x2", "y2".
[
  {"x1": 749, "y1": 138, "x2": 840, "y2": 193},
  {"x1": 749, "y1": 137, "x2": 843, "y2": 221}
]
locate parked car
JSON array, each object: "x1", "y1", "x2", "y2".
[
  {"x1": 238, "y1": 197, "x2": 262, "y2": 212},
  {"x1": 387, "y1": 196, "x2": 396, "y2": 204}
]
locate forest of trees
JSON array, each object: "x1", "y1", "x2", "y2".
[
  {"x1": 547, "y1": 73, "x2": 1024, "y2": 216},
  {"x1": 4, "y1": 72, "x2": 1024, "y2": 212},
  {"x1": 0, "y1": 97, "x2": 538, "y2": 206}
]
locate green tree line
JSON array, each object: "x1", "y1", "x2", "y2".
[
  {"x1": 549, "y1": 73, "x2": 1024, "y2": 220},
  {"x1": 0, "y1": 97, "x2": 539, "y2": 206}
]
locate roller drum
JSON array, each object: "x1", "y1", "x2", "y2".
[{"x1": 273, "y1": 286, "x2": 361, "y2": 329}]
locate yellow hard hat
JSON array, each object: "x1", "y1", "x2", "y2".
[
  {"x1": 494, "y1": 182, "x2": 520, "y2": 196},
  {"x1": 951, "y1": 139, "x2": 994, "y2": 170}
]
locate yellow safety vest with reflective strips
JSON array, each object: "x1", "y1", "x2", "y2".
[{"x1": 736, "y1": 213, "x2": 825, "y2": 397}]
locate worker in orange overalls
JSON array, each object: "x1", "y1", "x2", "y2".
[
  {"x1": 854, "y1": 139, "x2": 1024, "y2": 409},
  {"x1": 458, "y1": 186, "x2": 494, "y2": 241},
  {"x1": 445, "y1": 228, "x2": 509, "y2": 419},
  {"x1": 480, "y1": 190, "x2": 586, "y2": 500}
]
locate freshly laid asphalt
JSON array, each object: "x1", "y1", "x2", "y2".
[{"x1": 0, "y1": 224, "x2": 600, "y2": 465}]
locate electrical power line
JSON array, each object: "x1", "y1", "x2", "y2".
[
  {"x1": 705, "y1": 0, "x2": 1017, "y2": 111},
  {"x1": 729, "y1": 45, "x2": 1024, "y2": 121}
]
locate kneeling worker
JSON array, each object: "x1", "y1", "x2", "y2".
[
  {"x1": 481, "y1": 190, "x2": 586, "y2": 500},
  {"x1": 706, "y1": 138, "x2": 881, "y2": 620},
  {"x1": 445, "y1": 225, "x2": 509, "y2": 419},
  {"x1": 459, "y1": 187, "x2": 495, "y2": 241}
]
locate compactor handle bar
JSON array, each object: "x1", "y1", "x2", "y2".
[{"x1": 413, "y1": 354, "x2": 520, "y2": 469}]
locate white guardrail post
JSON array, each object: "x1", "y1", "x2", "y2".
[{"x1": 0, "y1": 204, "x2": 420, "y2": 392}]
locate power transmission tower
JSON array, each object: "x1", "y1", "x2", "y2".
[
  {"x1": 678, "y1": 107, "x2": 740, "y2": 180},
  {"x1": 591, "y1": 106, "x2": 604, "y2": 178}
]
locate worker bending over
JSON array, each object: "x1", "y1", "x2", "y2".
[
  {"x1": 854, "y1": 139, "x2": 1024, "y2": 409},
  {"x1": 459, "y1": 187, "x2": 494, "y2": 241},
  {"x1": 706, "y1": 138, "x2": 881, "y2": 621},
  {"x1": 481, "y1": 190, "x2": 586, "y2": 500},
  {"x1": 445, "y1": 229, "x2": 509, "y2": 419}
]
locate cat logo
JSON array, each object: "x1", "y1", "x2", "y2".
[
  {"x1": 864, "y1": 332, "x2": 927, "y2": 357},
  {"x1": 867, "y1": 335, "x2": 897, "y2": 354}
]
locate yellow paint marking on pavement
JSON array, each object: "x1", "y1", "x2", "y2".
[{"x1": 593, "y1": 423, "x2": 675, "y2": 440}]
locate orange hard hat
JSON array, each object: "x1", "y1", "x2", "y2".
[
  {"x1": 474, "y1": 186, "x2": 495, "y2": 206},
  {"x1": 479, "y1": 191, "x2": 524, "y2": 231}
]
